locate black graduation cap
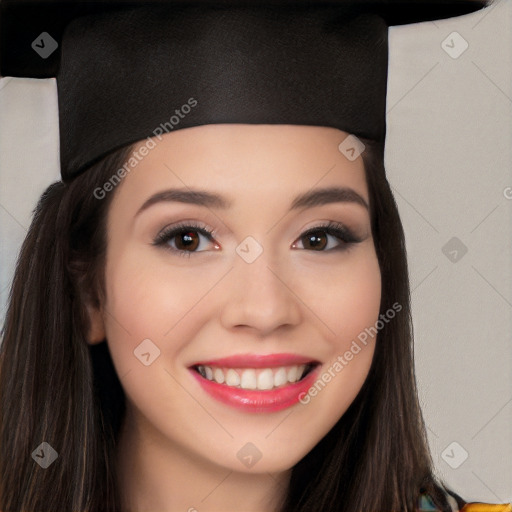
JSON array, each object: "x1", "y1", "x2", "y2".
[{"x1": 0, "y1": 0, "x2": 491, "y2": 181}]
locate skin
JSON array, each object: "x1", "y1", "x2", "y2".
[{"x1": 87, "y1": 124, "x2": 382, "y2": 512}]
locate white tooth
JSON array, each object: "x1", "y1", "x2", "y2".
[
  {"x1": 297, "y1": 364, "x2": 306, "y2": 380},
  {"x1": 225, "y1": 369, "x2": 240, "y2": 387},
  {"x1": 240, "y1": 369, "x2": 257, "y2": 390},
  {"x1": 274, "y1": 367, "x2": 287, "y2": 387},
  {"x1": 287, "y1": 366, "x2": 298, "y2": 383},
  {"x1": 213, "y1": 368, "x2": 225, "y2": 384},
  {"x1": 257, "y1": 369, "x2": 274, "y2": 390},
  {"x1": 205, "y1": 366, "x2": 213, "y2": 380}
]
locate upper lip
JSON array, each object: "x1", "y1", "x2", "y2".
[{"x1": 190, "y1": 353, "x2": 320, "y2": 369}]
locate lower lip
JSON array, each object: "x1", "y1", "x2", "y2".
[{"x1": 190, "y1": 367, "x2": 320, "y2": 413}]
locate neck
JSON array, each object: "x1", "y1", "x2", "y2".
[{"x1": 115, "y1": 405, "x2": 290, "y2": 512}]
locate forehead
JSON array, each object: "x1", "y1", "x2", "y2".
[{"x1": 121, "y1": 124, "x2": 368, "y2": 200}]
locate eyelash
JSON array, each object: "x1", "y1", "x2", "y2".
[
  {"x1": 152, "y1": 221, "x2": 363, "y2": 258},
  {"x1": 152, "y1": 222, "x2": 219, "y2": 258}
]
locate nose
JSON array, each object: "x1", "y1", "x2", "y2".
[{"x1": 219, "y1": 255, "x2": 302, "y2": 337}]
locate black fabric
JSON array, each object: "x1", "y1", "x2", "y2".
[
  {"x1": 0, "y1": 0, "x2": 490, "y2": 79},
  {"x1": 58, "y1": 4, "x2": 389, "y2": 179},
  {"x1": 0, "y1": 0, "x2": 490, "y2": 180}
]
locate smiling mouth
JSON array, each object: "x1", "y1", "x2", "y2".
[{"x1": 192, "y1": 363, "x2": 317, "y2": 391}]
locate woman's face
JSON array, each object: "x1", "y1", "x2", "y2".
[{"x1": 90, "y1": 124, "x2": 381, "y2": 474}]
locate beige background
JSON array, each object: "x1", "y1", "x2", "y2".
[{"x1": 1, "y1": 0, "x2": 511, "y2": 504}]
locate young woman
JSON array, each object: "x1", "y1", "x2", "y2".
[{"x1": 0, "y1": 1, "x2": 509, "y2": 511}]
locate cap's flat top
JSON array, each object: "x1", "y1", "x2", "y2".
[{"x1": 1, "y1": 0, "x2": 490, "y2": 77}]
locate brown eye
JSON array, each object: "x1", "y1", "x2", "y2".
[
  {"x1": 292, "y1": 222, "x2": 363, "y2": 252},
  {"x1": 175, "y1": 231, "x2": 200, "y2": 251},
  {"x1": 153, "y1": 223, "x2": 219, "y2": 257},
  {"x1": 301, "y1": 231, "x2": 328, "y2": 251}
]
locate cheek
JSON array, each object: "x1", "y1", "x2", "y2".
[
  {"x1": 99, "y1": 249, "x2": 234, "y2": 439},
  {"x1": 100, "y1": 245, "x2": 230, "y2": 380},
  {"x1": 291, "y1": 245, "x2": 382, "y2": 343},
  {"x1": 289, "y1": 246, "x2": 381, "y2": 398}
]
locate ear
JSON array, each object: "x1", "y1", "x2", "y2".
[{"x1": 86, "y1": 303, "x2": 106, "y2": 344}]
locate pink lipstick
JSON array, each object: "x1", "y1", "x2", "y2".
[{"x1": 189, "y1": 353, "x2": 320, "y2": 413}]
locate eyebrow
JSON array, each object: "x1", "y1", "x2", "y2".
[
  {"x1": 291, "y1": 186, "x2": 368, "y2": 211},
  {"x1": 135, "y1": 185, "x2": 369, "y2": 217}
]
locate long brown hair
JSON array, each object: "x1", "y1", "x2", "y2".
[{"x1": 1, "y1": 136, "x2": 458, "y2": 511}]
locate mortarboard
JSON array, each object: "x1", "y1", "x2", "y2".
[{"x1": 0, "y1": 0, "x2": 491, "y2": 181}]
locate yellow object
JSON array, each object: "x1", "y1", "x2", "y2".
[{"x1": 462, "y1": 503, "x2": 512, "y2": 512}]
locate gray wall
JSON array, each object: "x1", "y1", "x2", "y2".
[
  {"x1": 1, "y1": 0, "x2": 510, "y2": 503},
  {"x1": 386, "y1": 1, "x2": 512, "y2": 503}
]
